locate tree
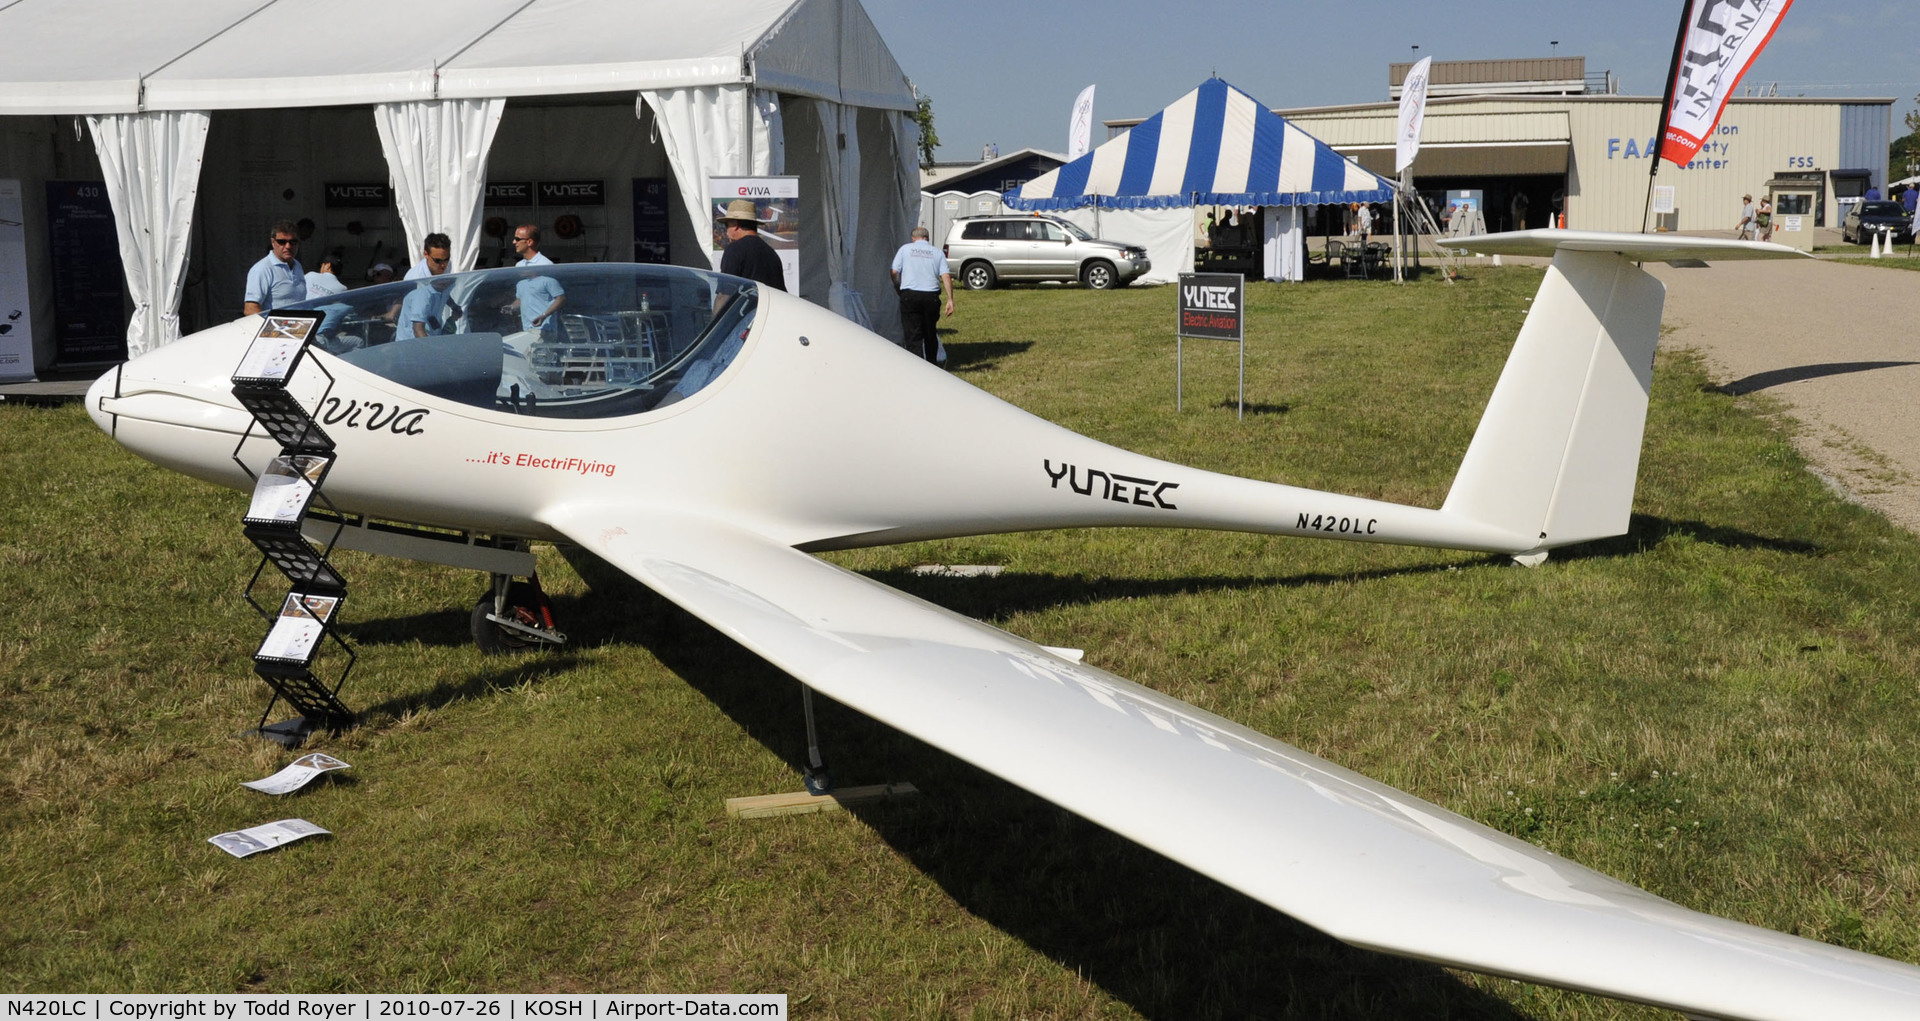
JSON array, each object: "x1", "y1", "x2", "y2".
[
  {"x1": 912, "y1": 91, "x2": 940, "y2": 168},
  {"x1": 1892, "y1": 94, "x2": 1920, "y2": 182}
]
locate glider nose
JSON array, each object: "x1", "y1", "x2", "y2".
[
  {"x1": 84, "y1": 366, "x2": 119, "y2": 437},
  {"x1": 88, "y1": 319, "x2": 263, "y2": 489}
]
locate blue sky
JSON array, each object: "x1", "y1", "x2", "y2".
[{"x1": 865, "y1": 0, "x2": 1919, "y2": 168}]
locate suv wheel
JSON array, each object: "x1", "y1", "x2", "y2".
[
  {"x1": 1082, "y1": 260, "x2": 1117, "y2": 290},
  {"x1": 962, "y1": 261, "x2": 997, "y2": 290}
]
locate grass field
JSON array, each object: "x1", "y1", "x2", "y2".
[
  {"x1": 5, "y1": 267, "x2": 1920, "y2": 1018},
  {"x1": 1816, "y1": 240, "x2": 1920, "y2": 271}
]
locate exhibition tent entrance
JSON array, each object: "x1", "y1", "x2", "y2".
[
  {"x1": 0, "y1": 0, "x2": 917, "y2": 366},
  {"x1": 1003, "y1": 77, "x2": 1396, "y2": 282}
]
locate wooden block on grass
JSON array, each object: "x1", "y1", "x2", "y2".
[{"x1": 726, "y1": 782, "x2": 919, "y2": 819}]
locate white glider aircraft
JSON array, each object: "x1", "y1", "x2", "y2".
[{"x1": 88, "y1": 230, "x2": 1920, "y2": 1019}]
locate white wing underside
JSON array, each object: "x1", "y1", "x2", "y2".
[
  {"x1": 540, "y1": 504, "x2": 1920, "y2": 1021},
  {"x1": 1444, "y1": 229, "x2": 1812, "y2": 263}
]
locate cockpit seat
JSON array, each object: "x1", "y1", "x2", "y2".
[{"x1": 341, "y1": 333, "x2": 503, "y2": 406}]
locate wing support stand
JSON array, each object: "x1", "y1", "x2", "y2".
[{"x1": 800, "y1": 685, "x2": 832, "y2": 795}]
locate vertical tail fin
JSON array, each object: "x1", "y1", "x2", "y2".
[{"x1": 1440, "y1": 248, "x2": 1665, "y2": 550}]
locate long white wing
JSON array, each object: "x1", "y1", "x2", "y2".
[
  {"x1": 541, "y1": 504, "x2": 1920, "y2": 1021},
  {"x1": 1442, "y1": 228, "x2": 1810, "y2": 263}
]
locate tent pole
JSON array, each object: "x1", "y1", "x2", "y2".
[{"x1": 1393, "y1": 172, "x2": 1405, "y2": 284}]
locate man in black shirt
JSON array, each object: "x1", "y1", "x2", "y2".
[{"x1": 717, "y1": 198, "x2": 788, "y2": 291}]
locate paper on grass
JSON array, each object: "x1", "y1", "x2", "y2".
[
  {"x1": 207, "y1": 818, "x2": 330, "y2": 858},
  {"x1": 242, "y1": 753, "x2": 350, "y2": 795}
]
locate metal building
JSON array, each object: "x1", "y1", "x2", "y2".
[
  {"x1": 1285, "y1": 94, "x2": 1893, "y2": 234},
  {"x1": 1105, "y1": 58, "x2": 1895, "y2": 236}
]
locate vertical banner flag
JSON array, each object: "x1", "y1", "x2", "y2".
[
  {"x1": 1068, "y1": 85, "x2": 1097, "y2": 160},
  {"x1": 1658, "y1": 0, "x2": 1793, "y2": 165},
  {"x1": 1395, "y1": 57, "x2": 1433, "y2": 174},
  {"x1": 709, "y1": 176, "x2": 801, "y2": 294},
  {"x1": 0, "y1": 180, "x2": 34, "y2": 381}
]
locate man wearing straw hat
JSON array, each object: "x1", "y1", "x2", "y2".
[{"x1": 717, "y1": 198, "x2": 787, "y2": 291}]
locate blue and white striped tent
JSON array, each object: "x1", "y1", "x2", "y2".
[{"x1": 1004, "y1": 77, "x2": 1394, "y2": 211}]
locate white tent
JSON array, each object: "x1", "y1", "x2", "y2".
[{"x1": 0, "y1": 0, "x2": 918, "y2": 363}]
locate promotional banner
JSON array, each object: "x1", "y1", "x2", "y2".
[
  {"x1": 1395, "y1": 57, "x2": 1432, "y2": 174},
  {"x1": 0, "y1": 180, "x2": 32, "y2": 381},
  {"x1": 631, "y1": 177, "x2": 672, "y2": 264},
  {"x1": 1176, "y1": 271, "x2": 1246, "y2": 418},
  {"x1": 1658, "y1": 0, "x2": 1794, "y2": 165},
  {"x1": 1068, "y1": 85, "x2": 1097, "y2": 161},
  {"x1": 709, "y1": 176, "x2": 799, "y2": 294},
  {"x1": 45, "y1": 180, "x2": 126, "y2": 366},
  {"x1": 1177, "y1": 272, "x2": 1243, "y2": 341}
]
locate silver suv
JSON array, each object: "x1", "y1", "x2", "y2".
[{"x1": 942, "y1": 215, "x2": 1150, "y2": 290}]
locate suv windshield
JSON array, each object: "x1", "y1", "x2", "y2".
[
  {"x1": 288, "y1": 264, "x2": 756, "y2": 419},
  {"x1": 1056, "y1": 220, "x2": 1094, "y2": 241},
  {"x1": 1858, "y1": 202, "x2": 1907, "y2": 217}
]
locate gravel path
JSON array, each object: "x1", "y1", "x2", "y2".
[{"x1": 1646, "y1": 254, "x2": 1920, "y2": 532}]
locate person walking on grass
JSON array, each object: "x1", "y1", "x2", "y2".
[{"x1": 890, "y1": 226, "x2": 953, "y2": 366}]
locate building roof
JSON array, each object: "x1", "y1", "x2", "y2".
[
  {"x1": 922, "y1": 147, "x2": 1067, "y2": 188},
  {"x1": 1389, "y1": 57, "x2": 1593, "y2": 98},
  {"x1": 1105, "y1": 91, "x2": 1898, "y2": 131}
]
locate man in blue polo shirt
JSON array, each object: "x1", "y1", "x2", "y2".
[
  {"x1": 243, "y1": 220, "x2": 307, "y2": 315},
  {"x1": 395, "y1": 276, "x2": 454, "y2": 339},
  {"x1": 506, "y1": 223, "x2": 565, "y2": 335},
  {"x1": 889, "y1": 226, "x2": 953, "y2": 366}
]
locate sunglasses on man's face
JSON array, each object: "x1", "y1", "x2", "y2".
[{"x1": 272, "y1": 237, "x2": 298, "y2": 246}]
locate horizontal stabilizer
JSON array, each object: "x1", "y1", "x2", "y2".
[{"x1": 1442, "y1": 229, "x2": 1810, "y2": 264}]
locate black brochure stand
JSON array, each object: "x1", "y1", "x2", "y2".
[{"x1": 229, "y1": 311, "x2": 356, "y2": 744}]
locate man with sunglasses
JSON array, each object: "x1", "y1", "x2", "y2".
[
  {"x1": 403, "y1": 232, "x2": 454, "y2": 280},
  {"x1": 504, "y1": 224, "x2": 565, "y2": 337},
  {"x1": 243, "y1": 220, "x2": 307, "y2": 315}
]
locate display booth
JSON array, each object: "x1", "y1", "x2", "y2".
[{"x1": 0, "y1": 0, "x2": 921, "y2": 371}]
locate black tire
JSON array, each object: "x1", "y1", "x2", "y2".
[
  {"x1": 471, "y1": 591, "x2": 540, "y2": 654},
  {"x1": 961, "y1": 261, "x2": 997, "y2": 290},
  {"x1": 1082, "y1": 260, "x2": 1118, "y2": 290}
]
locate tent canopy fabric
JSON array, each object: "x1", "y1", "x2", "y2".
[
  {"x1": 0, "y1": 0, "x2": 915, "y2": 114},
  {"x1": 1006, "y1": 77, "x2": 1394, "y2": 211}
]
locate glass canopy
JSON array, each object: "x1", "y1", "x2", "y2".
[{"x1": 289, "y1": 264, "x2": 758, "y2": 419}]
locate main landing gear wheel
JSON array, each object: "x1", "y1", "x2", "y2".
[{"x1": 471, "y1": 574, "x2": 567, "y2": 654}]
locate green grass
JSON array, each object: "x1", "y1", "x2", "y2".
[
  {"x1": 1816, "y1": 241, "x2": 1920, "y2": 270},
  {"x1": 5, "y1": 267, "x2": 1920, "y2": 1018}
]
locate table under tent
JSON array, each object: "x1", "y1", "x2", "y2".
[{"x1": 1003, "y1": 77, "x2": 1397, "y2": 283}]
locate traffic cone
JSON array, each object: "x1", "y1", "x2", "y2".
[{"x1": 1870, "y1": 230, "x2": 1882, "y2": 258}]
